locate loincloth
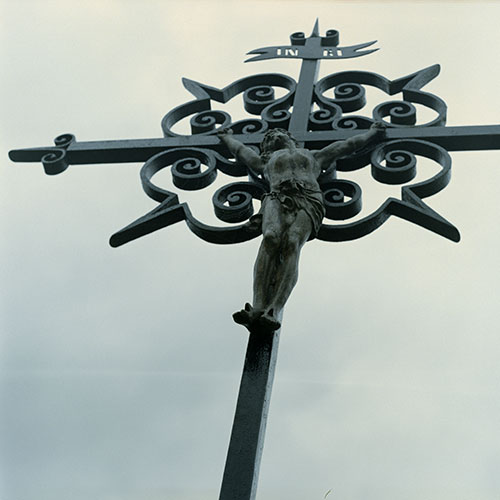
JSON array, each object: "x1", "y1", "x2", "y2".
[{"x1": 249, "y1": 179, "x2": 325, "y2": 238}]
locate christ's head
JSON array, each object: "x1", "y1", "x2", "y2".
[{"x1": 260, "y1": 129, "x2": 297, "y2": 161}]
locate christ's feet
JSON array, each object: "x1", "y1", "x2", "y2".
[
  {"x1": 232, "y1": 303, "x2": 256, "y2": 326},
  {"x1": 258, "y1": 309, "x2": 281, "y2": 332},
  {"x1": 232, "y1": 304, "x2": 281, "y2": 332}
]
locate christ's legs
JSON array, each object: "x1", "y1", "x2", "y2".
[
  {"x1": 264, "y1": 210, "x2": 311, "y2": 316},
  {"x1": 234, "y1": 197, "x2": 313, "y2": 331},
  {"x1": 251, "y1": 206, "x2": 312, "y2": 330},
  {"x1": 233, "y1": 198, "x2": 283, "y2": 328},
  {"x1": 252, "y1": 198, "x2": 283, "y2": 313}
]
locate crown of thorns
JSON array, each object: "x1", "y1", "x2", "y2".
[{"x1": 260, "y1": 128, "x2": 298, "y2": 155}]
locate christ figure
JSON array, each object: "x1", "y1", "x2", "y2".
[{"x1": 218, "y1": 122, "x2": 386, "y2": 332}]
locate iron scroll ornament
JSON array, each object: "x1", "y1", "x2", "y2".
[
  {"x1": 109, "y1": 65, "x2": 459, "y2": 247},
  {"x1": 9, "y1": 24, "x2": 477, "y2": 247}
]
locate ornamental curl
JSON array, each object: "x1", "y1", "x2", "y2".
[
  {"x1": 161, "y1": 73, "x2": 296, "y2": 137},
  {"x1": 332, "y1": 115, "x2": 374, "y2": 130},
  {"x1": 314, "y1": 75, "x2": 367, "y2": 114},
  {"x1": 261, "y1": 105, "x2": 292, "y2": 129},
  {"x1": 370, "y1": 139, "x2": 451, "y2": 190},
  {"x1": 54, "y1": 133, "x2": 76, "y2": 148},
  {"x1": 42, "y1": 133, "x2": 76, "y2": 175},
  {"x1": 371, "y1": 144, "x2": 417, "y2": 185},
  {"x1": 314, "y1": 67, "x2": 447, "y2": 127},
  {"x1": 212, "y1": 182, "x2": 266, "y2": 223},
  {"x1": 229, "y1": 119, "x2": 268, "y2": 135},
  {"x1": 290, "y1": 32, "x2": 306, "y2": 46},
  {"x1": 372, "y1": 100, "x2": 417, "y2": 126},
  {"x1": 321, "y1": 180, "x2": 362, "y2": 220},
  {"x1": 244, "y1": 86, "x2": 276, "y2": 115},
  {"x1": 308, "y1": 103, "x2": 342, "y2": 131},
  {"x1": 332, "y1": 83, "x2": 366, "y2": 112},
  {"x1": 141, "y1": 148, "x2": 224, "y2": 202},
  {"x1": 42, "y1": 149, "x2": 68, "y2": 176},
  {"x1": 190, "y1": 110, "x2": 231, "y2": 134}
]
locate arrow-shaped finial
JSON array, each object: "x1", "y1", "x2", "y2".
[{"x1": 311, "y1": 18, "x2": 320, "y2": 37}]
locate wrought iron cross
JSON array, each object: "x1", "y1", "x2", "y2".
[{"x1": 9, "y1": 20, "x2": 500, "y2": 500}]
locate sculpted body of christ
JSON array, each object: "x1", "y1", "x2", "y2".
[{"x1": 219, "y1": 123, "x2": 385, "y2": 332}]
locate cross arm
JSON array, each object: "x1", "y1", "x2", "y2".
[
  {"x1": 8, "y1": 136, "x2": 235, "y2": 164},
  {"x1": 7, "y1": 134, "x2": 266, "y2": 175},
  {"x1": 9, "y1": 125, "x2": 500, "y2": 176},
  {"x1": 302, "y1": 125, "x2": 500, "y2": 152},
  {"x1": 387, "y1": 125, "x2": 500, "y2": 152}
]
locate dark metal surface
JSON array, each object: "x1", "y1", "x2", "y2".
[
  {"x1": 8, "y1": 22, "x2": 500, "y2": 500},
  {"x1": 10, "y1": 125, "x2": 500, "y2": 166},
  {"x1": 219, "y1": 329, "x2": 280, "y2": 500},
  {"x1": 9, "y1": 26, "x2": 500, "y2": 246},
  {"x1": 246, "y1": 20, "x2": 378, "y2": 62}
]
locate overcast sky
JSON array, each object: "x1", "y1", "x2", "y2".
[{"x1": 1, "y1": 2, "x2": 500, "y2": 500}]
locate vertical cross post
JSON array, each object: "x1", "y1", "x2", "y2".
[
  {"x1": 216, "y1": 27, "x2": 325, "y2": 497},
  {"x1": 289, "y1": 22, "x2": 321, "y2": 138},
  {"x1": 219, "y1": 327, "x2": 281, "y2": 500}
]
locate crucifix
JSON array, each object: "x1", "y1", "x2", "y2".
[{"x1": 9, "y1": 20, "x2": 500, "y2": 500}]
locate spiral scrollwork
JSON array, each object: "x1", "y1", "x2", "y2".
[
  {"x1": 141, "y1": 148, "x2": 223, "y2": 202},
  {"x1": 317, "y1": 140, "x2": 456, "y2": 243},
  {"x1": 315, "y1": 75, "x2": 367, "y2": 114},
  {"x1": 290, "y1": 32, "x2": 306, "y2": 46},
  {"x1": 212, "y1": 182, "x2": 266, "y2": 223},
  {"x1": 323, "y1": 29, "x2": 339, "y2": 47},
  {"x1": 332, "y1": 83, "x2": 366, "y2": 112},
  {"x1": 161, "y1": 73, "x2": 296, "y2": 137},
  {"x1": 244, "y1": 86, "x2": 276, "y2": 115},
  {"x1": 54, "y1": 133, "x2": 76, "y2": 148},
  {"x1": 308, "y1": 102, "x2": 343, "y2": 131},
  {"x1": 370, "y1": 139, "x2": 452, "y2": 190},
  {"x1": 171, "y1": 155, "x2": 217, "y2": 191},
  {"x1": 108, "y1": 65, "x2": 458, "y2": 247},
  {"x1": 41, "y1": 133, "x2": 76, "y2": 175},
  {"x1": 261, "y1": 105, "x2": 292, "y2": 129},
  {"x1": 42, "y1": 149, "x2": 68, "y2": 175},
  {"x1": 373, "y1": 100, "x2": 417, "y2": 126},
  {"x1": 321, "y1": 180, "x2": 362, "y2": 220},
  {"x1": 314, "y1": 66, "x2": 447, "y2": 127},
  {"x1": 371, "y1": 143, "x2": 417, "y2": 185},
  {"x1": 229, "y1": 119, "x2": 268, "y2": 135},
  {"x1": 190, "y1": 110, "x2": 231, "y2": 134},
  {"x1": 333, "y1": 115, "x2": 373, "y2": 131},
  {"x1": 170, "y1": 156, "x2": 215, "y2": 190}
]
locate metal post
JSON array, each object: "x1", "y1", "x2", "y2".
[
  {"x1": 289, "y1": 31, "x2": 320, "y2": 137},
  {"x1": 219, "y1": 329, "x2": 280, "y2": 500}
]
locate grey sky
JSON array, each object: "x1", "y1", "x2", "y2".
[{"x1": 1, "y1": 2, "x2": 500, "y2": 500}]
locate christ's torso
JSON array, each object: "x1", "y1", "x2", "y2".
[{"x1": 264, "y1": 148, "x2": 321, "y2": 191}]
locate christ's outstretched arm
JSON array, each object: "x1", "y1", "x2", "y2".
[
  {"x1": 218, "y1": 128, "x2": 264, "y2": 174},
  {"x1": 314, "y1": 121, "x2": 386, "y2": 171}
]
